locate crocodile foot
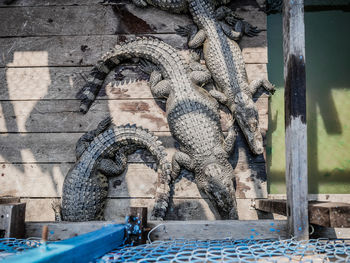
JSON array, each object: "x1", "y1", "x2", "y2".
[{"x1": 234, "y1": 20, "x2": 261, "y2": 37}]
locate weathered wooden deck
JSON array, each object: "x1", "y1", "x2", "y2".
[{"x1": 0, "y1": 0, "x2": 270, "y2": 221}]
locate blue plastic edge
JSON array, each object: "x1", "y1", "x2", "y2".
[{"x1": 4, "y1": 224, "x2": 125, "y2": 263}]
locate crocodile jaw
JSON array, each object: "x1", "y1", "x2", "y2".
[
  {"x1": 198, "y1": 160, "x2": 237, "y2": 219},
  {"x1": 233, "y1": 95, "x2": 264, "y2": 155}
]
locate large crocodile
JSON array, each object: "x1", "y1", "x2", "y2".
[
  {"x1": 79, "y1": 37, "x2": 239, "y2": 219},
  {"x1": 130, "y1": 0, "x2": 275, "y2": 155},
  {"x1": 61, "y1": 117, "x2": 171, "y2": 221}
]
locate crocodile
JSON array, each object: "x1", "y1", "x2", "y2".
[
  {"x1": 79, "y1": 37, "x2": 239, "y2": 219},
  {"x1": 61, "y1": 117, "x2": 172, "y2": 221},
  {"x1": 130, "y1": 0, "x2": 275, "y2": 155}
]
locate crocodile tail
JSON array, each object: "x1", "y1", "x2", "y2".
[
  {"x1": 79, "y1": 37, "x2": 188, "y2": 113},
  {"x1": 62, "y1": 123, "x2": 172, "y2": 221},
  {"x1": 112, "y1": 124, "x2": 172, "y2": 220},
  {"x1": 78, "y1": 58, "x2": 117, "y2": 114}
]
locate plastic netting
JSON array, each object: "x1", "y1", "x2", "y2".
[
  {"x1": 0, "y1": 238, "x2": 42, "y2": 260},
  {"x1": 98, "y1": 238, "x2": 350, "y2": 262}
]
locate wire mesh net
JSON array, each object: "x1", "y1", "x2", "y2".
[
  {"x1": 98, "y1": 238, "x2": 350, "y2": 262},
  {"x1": 0, "y1": 238, "x2": 42, "y2": 260}
]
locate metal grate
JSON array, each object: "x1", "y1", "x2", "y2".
[
  {"x1": 98, "y1": 238, "x2": 350, "y2": 262},
  {"x1": 0, "y1": 238, "x2": 42, "y2": 260}
]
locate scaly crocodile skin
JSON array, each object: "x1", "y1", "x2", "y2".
[
  {"x1": 61, "y1": 117, "x2": 171, "y2": 221},
  {"x1": 130, "y1": 0, "x2": 275, "y2": 155},
  {"x1": 79, "y1": 37, "x2": 238, "y2": 219}
]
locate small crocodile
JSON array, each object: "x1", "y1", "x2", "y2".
[
  {"x1": 79, "y1": 37, "x2": 239, "y2": 219},
  {"x1": 61, "y1": 117, "x2": 171, "y2": 221},
  {"x1": 130, "y1": 0, "x2": 275, "y2": 155}
]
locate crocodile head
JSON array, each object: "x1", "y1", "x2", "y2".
[
  {"x1": 197, "y1": 157, "x2": 237, "y2": 219},
  {"x1": 233, "y1": 92, "x2": 264, "y2": 155}
]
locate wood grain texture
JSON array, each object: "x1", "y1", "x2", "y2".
[
  {"x1": 0, "y1": 144, "x2": 267, "y2": 199},
  {"x1": 255, "y1": 199, "x2": 350, "y2": 228},
  {"x1": 0, "y1": 128, "x2": 268, "y2": 162},
  {"x1": 21, "y1": 198, "x2": 268, "y2": 222},
  {"x1": 0, "y1": 5, "x2": 192, "y2": 37},
  {"x1": 25, "y1": 221, "x2": 122, "y2": 241},
  {"x1": 311, "y1": 225, "x2": 350, "y2": 239},
  {"x1": 0, "y1": 98, "x2": 268, "y2": 133},
  {"x1": 268, "y1": 194, "x2": 350, "y2": 203},
  {"x1": 0, "y1": 64, "x2": 268, "y2": 100},
  {"x1": 0, "y1": 203, "x2": 26, "y2": 238},
  {"x1": 148, "y1": 220, "x2": 288, "y2": 240},
  {"x1": 0, "y1": 4, "x2": 265, "y2": 37},
  {"x1": 283, "y1": 0, "x2": 308, "y2": 240},
  {"x1": 25, "y1": 220, "x2": 287, "y2": 241},
  {"x1": 0, "y1": 33, "x2": 267, "y2": 67}
]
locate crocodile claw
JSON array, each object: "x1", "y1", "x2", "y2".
[
  {"x1": 139, "y1": 58, "x2": 158, "y2": 74},
  {"x1": 175, "y1": 25, "x2": 191, "y2": 37},
  {"x1": 235, "y1": 20, "x2": 261, "y2": 37},
  {"x1": 97, "y1": 116, "x2": 112, "y2": 131}
]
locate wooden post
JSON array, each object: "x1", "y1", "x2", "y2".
[
  {"x1": 283, "y1": 0, "x2": 308, "y2": 239},
  {"x1": 129, "y1": 207, "x2": 148, "y2": 244},
  {"x1": 0, "y1": 202, "x2": 26, "y2": 238}
]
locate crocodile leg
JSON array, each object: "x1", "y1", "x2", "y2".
[
  {"x1": 248, "y1": 79, "x2": 276, "y2": 97},
  {"x1": 98, "y1": 158, "x2": 125, "y2": 177},
  {"x1": 75, "y1": 117, "x2": 112, "y2": 159},
  {"x1": 209, "y1": 89, "x2": 228, "y2": 105},
  {"x1": 176, "y1": 24, "x2": 206, "y2": 48},
  {"x1": 139, "y1": 59, "x2": 171, "y2": 98},
  {"x1": 171, "y1": 151, "x2": 194, "y2": 180},
  {"x1": 223, "y1": 123, "x2": 237, "y2": 154},
  {"x1": 149, "y1": 71, "x2": 171, "y2": 98},
  {"x1": 189, "y1": 62, "x2": 212, "y2": 86},
  {"x1": 219, "y1": 21, "x2": 243, "y2": 41}
]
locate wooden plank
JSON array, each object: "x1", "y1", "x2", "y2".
[
  {"x1": 0, "y1": 98, "x2": 267, "y2": 133},
  {"x1": 0, "y1": 4, "x2": 265, "y2": 37},
  {"x1": 0, "y1": 203, "x2": 26, "y2": 238},
  {"x1": 268, "y1": 194, "x2": 350, "y2": 203},
  {"x1": 148, "y1": 220, "x2": 288, "y2": 240},
  {"x1": 0, "y1": 157, "x2": 266, "y2": 200},
  {"x1": 21, "y1": 198, "x2": 264, "y2": 222},
  {"x1": 0, "y1": 99, "x2": 168, "y2": 132},
  {"x1": 283, "y1": 0, "x2": 308, "y2": 240},
  {"x1": 255, "y1": 200, "x2": 350, "y2": 228},
  {"x1": 0, "y1": 64, "x2": 268, "y2": 100},
  {"x1": 5, "y1": 224, "x2": 125, "y2": 263},
  {"x1": 0, "y1": 5, "x2": 192, "y2": 37},
  {"x1": 236, "y1": 198, "x2": 273, "y2": 220},
  {"x1": 25, "y1": 220, "x2": 287, "y2": 242},
  {"x1": 21, "y1": 198, "x2": 219, "y2": 221},
  {"x1": 0, "y1": 196, "x2": 20, "y2": 204},
  {"x1": 0, "y1": 132, "x2": 176, "y2": 163},
  {"x1": 129, "y1": 207, "x2": 147, "y2": 244},
  {"x1": 254, "y1": 199, "x2": 287, "y2": 215},
  {"x1": 21, "y1": 197, "x2": 270, "y2": 222},
  {"x1": 311, "y1": 225, "x2": 350, "y2": 239},
  {"x1": 0, "y1": 128, "x2": 268, "y2": 163},
  {"x1": 328, "y1": 203, "x2": 350, "y2": 228},
  {"x1": 0, "y1": 33, "x2": 267, "y2": 67}
]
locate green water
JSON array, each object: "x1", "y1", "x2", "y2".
[{"x1": 266, "y1": 10, "x2": 350, "y2": 194}]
